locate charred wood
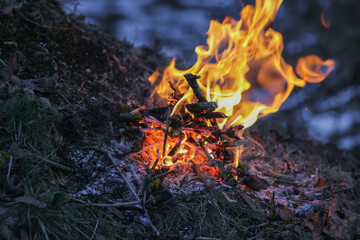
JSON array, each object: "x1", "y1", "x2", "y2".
[
  {"x1": 195, "y1": 112, "x2": 227, "y2": 119},
  {"x1": 186, "y1": 102, "x2": 218, "y2": 113},
  {"x1": 119, "y1": 112, "x2": 143, "y2": 122},
  {"x1": 221, "y1": 139, "x2": 250, "y2": 147},
  {"x1": 184, "y1": 73, "x2": 207, "y2": 102}
]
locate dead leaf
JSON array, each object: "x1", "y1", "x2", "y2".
[
  {"x1": 14, "y1": 195, "x2": 47, "y2": 208},
  {"x1": 311, "y1": 170, "x2": 330, "y2": 192}
]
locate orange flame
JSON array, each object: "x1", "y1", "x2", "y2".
[
  {"x1": 149, "y1": 0, "x2": 334, "y2": 129},
  {"x1": 321, "y1": 10, "x2": 330, "y2": 29}
]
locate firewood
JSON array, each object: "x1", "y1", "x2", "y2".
[
  {"x1": 186, "y1": 102, "x2": 218, "y2": 113},
  {"x1": 168, "y1": 135, "x2": 185, "y2": 157},
  {"x1": 119, "y1": 112, "x2": 143, "y2": 121},
  {"x1": 184, "y1": 73, "x2": 207, "y2": 102},
  {"x1": 195, "y1": 112, "x2": 227, "y2": 119},
  {"x1": 188, "y1": 159, "x2": 212, "y2": 187},
  {"x1": 221, "y1": 139, "x2": 250, "y2": 147},
  {"x1": 168, "y1": 81, "x2": 183, "y2": 101}
]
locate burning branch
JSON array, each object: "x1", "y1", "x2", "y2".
[{"x1": 184, "y1": 73, "x2": 206, "y2": 102}]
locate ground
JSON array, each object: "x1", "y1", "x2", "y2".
[{"x1": 0, "y1": 1, "x2": 359, "y2": 240}]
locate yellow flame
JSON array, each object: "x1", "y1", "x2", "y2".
[{"x1": 149, "y1": 0, "x2": 334, "y2": 129}]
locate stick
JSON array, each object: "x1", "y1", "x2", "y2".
[
  {"x1": 40, "y1": 157, "x2": 73, "y2": 172},
  {"x1": 196, "y1": 138, "x2": 229, "y2": 179},
  {"x1": 143, "y1": 203, "x2": 160, "y2": 236},
  {"x1": 188, "y1": 159, "x2": 212, "y2": 187},
  {"x1": 151, "y1": 169, "x2": 178, "y2": 181},
  {"x1": 168, "y1": 81, "x2": 183, "y2": 100},
  {"x1": 168, "y1": 135, "x2": 185, "y2": 157},
  {"x1": 7, "y1": 156, "x2": 13, "y2": 179},
  {"x1": 186, "y1": 102, "x2": 218, "y2": 113},
  {"x1": 195, "y1": 112, "x2": 227, "y2": 119},
  {"x1": 138, "y1": 149, "x2": 160, "y2": 196},
  {"x1": 89, "y1": 219, "x2": 99, "y2": 240},
  {"x1": 107, "y1": 153, "x2": 140, "y2": 201},
  {"x1": 70, "y1": 197, "x2": 141, "y2": 207},
  {"x1": 239, "y1": 192, "x2": 257, "y2": 211},
  {"x1": 221, "y1": 139, "x2": 250, "y2": 147},
  {"x1": 162, "y1": 107, "x2": 171, "y2": 158},
  {"x1": 150, "y1": 149, "x2": 160, "y2": 173},
  {"x1": 184, "y1": 73, "x2": 207, "y2": 102},
  {"x1": 119, "y1": 112, "x2": 143, "y2": 122}
]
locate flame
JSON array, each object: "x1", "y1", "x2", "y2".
[
  {"x1": 321, "y1": 10, "x2": 330, "y2": 29},
  {"x1": 148, "y1": 0, "x2": 334, "y2": 129}
]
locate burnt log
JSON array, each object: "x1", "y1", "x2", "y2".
[
  {"x1": 119, "y1": 113, "x2": 143, "y2": 122},
  {"x1": 186, "y1": 102, "x2": 218, "y2": 113},
  {"x1": 195, "y1": 112, "x2": 227, "y2": 119},
  {"x1": 184, "y1": 73, "x2": 207, "y2": 102}
]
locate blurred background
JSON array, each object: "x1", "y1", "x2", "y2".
[{"x1": 64, "y1": 0, "x2": 360, "y2": 150}]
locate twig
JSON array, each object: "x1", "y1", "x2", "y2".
[
  {"x1": 196, "y1": 138, "x2": 217, "y2": 166},
  {"x1": 70, "y1": 197, "x2": 141, "y2": 207},
  {"x1": 197, "y1": 237, "x2": 221, "y2": 240},
  {"x1": 138, "y1": 149, "x2": 160, "y2": 196},
  {"x1": 40, "y1": 157, "x2": 73, "y2": 172},
  {"x1": 168, "y1": 81, "x2": 183, "y2": 100},
  {"x1": 141, "y1": 191, "x2": 160, "y2": 235},
  {"x1": 162, "y1": 107, "x2": 171, "y2": 158},
  {"x1": 221, "y1": 139, "x2": 250, "y2": 147},
  {"x1": 150, "y1": 149, "x2": 160, "y2": 173},
  {"x1": 246, "y1": 135, "x2": 266, "y2": 156},
  {"x1": 196, "y1": 137, "x2": 228, "y2": 179},
  {"x1": 57, "y1": 90, "x2": 72, "y2": 105},
  {"x1": 151, "y1": 169, "x2": 178, "y2": 181},
  {"x1": 7, "y1": 156, "x2": 13, "y2": 180},
  {"x1": 89, "y1": 219, "x2": 99, "y2": 240},
  {"x1": 188, "y1": 159, "x2": 212, "y2": 187},
  {"x1": 239, "y1": 192, "x2": 257, "y2": 211},
  {"x1": 107, "y1": 153, "x2": 140, "y2": 201},
  {"x1": 143, "y1": 203, "x2": 160, "y2": 236}
]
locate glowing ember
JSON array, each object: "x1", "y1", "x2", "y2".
[{"x1": 149, "y1": 0, "x2": 334, "y2": 129}]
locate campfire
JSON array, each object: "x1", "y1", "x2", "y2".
[{"x1": 124, "y1": 0, "x2": 334, "y2": 186}]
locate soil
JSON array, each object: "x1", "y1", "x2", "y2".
[{"x1": 0, "y1": 1, "x2": 359, "y2": 239}]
